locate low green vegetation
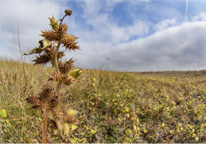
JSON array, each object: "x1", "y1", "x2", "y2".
[{"x1": 1, "y1": 59, "x2": 206, "y2": 143}]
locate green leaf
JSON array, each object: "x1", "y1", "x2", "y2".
[
  {"x1": 68, "y1": 69, "x2": 82, "y2": 79},
  {"x1": 49, "y1": 15, "x2": 59, "y2": 31},
  {"x1": 116, "y1": 93, "x2": 120, "y2": 97},
  {"x1": 90, "y1": 129, "x2": 96, "y2": 135},
  {"x1": 71, "y1": 124, "x2": 77, "y2": 131},
  {"x1": 70, "y1": 138, "x2": 76, "y2": 143},
  {"x1": 195, "y1": 136, "x2": 199, "y2": 141},
  {"x1": 0, "y1": 109, "x2": 7, "y2": 118},
  {"x1": 6, "y1": 119, "x2": 11, "y2": 127},
  {"x1": 26, "y1": 138, "x2": 33, "y2": 143}
]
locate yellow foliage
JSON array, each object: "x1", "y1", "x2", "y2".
[
  {"x1": 0, "y1": 109, "x2": 7, "y2": 118},
  {"x1": 125, "y1": 129, "x2": 132, "y2": 136},
  {"x1": 67, "y1": 109, "x2": 78, "y2": 116},
  {"x1": 124, "y1": 107, "x2": 130, "y2": 113},
  {"x1": 126, "y1": 114, "x2": 130, "y2": 118},
  {"x1": 63, "y1": 123, "x2": 78, "y2": 135}
]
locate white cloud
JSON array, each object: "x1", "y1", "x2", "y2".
[
  {"x1": 2, "y1": 0, "x2": 206, "y2": 72},
  {"x1": 106, "y1": 20, "x2": 149, "y2": 43},
  {"x1": 154, "y1": 18, "x2": 177, "y2": 31},
  {"x1": 129, "y1": 0, "x2": 150, "y2": 5},
  {"x1": 104, "y1": 0, "x2": 149, "y2": 9},
  {"x1": 0, "y1": 0, "x2": 150, "y2": 69},
  {"x1": 0, "y1": 0, "x2": 65, "y2": 59},
  {"x1": 191, "y1": 12, "x2": 206, "y2": 21},
  {"x1": 77, "y1": 0, "x2": 149, "y2": 44},
  {"x1": 67, "y1": 21, "x2": 206, "y2": 71},
  {"x1": 104, "y1": 0, "x2": 124, "y2": 11},
  {"x1": 109, "y1": 21, "x2": 206, "y2": 71}
]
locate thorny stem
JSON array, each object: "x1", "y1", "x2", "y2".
[
  {"x1": 54, "y1": 14, "x2": 68, "y2": 95},
  {"x1": 54, "y1": 42, "x2": 60, "y2": 73},
  {"x1": 42, "y1": 110, "x2": 48, "y2": 143},
  {"x1": 42, "y1": 12, "x2": 70, "y2": 143},
  {"x1": 54, "y1": 13, "x2": 68, "y2": 74},
  {"x1": 42, "y1": 41, "x2": 60, "y2": 143},
  {"x1": 54, "y1": 33, "x2": 63, "y2": 95},
  {"x1": 54, "y1": 52, "x2": 61, "y2": 95},
  {"x1": 56, "y1": 82, "x2": 62, "y2": 95},
  {"x1": 42, "y1": 15, "x2": 65, "y2": 143}
]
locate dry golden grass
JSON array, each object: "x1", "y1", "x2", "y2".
[{"x1": 1, "y1": 59, "x2": 206, "y2": 143}]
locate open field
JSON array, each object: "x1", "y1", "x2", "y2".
[{"x1": 1, "y1": 59, "x2": 206, "y2": 143}]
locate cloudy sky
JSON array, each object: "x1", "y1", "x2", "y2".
[{"x1": 1, "y1": 0, "x2": 206, "y2": 71}]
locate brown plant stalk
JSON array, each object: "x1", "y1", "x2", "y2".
[
  {"x1": 41, "y1": 12, "x2": 68, "y2": 143},
  {"x1": 42, "y1": 111, "x2": 48, "y2": 143},
  {"x1": 25, "y1": 9, "x2": 82, "y2": 143},
  {"x1": 54, "y1": 42, "x2": 61, "y2": 95}
]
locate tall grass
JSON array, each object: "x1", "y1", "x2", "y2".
[
  {"x1": 0, "y1": 59, "x2": 51, "y2": 142},
  {"x1": 1, "y1": 59, "x2": 206, "y2": 143}
]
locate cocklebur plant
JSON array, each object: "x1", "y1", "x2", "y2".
[{"x1": 24, "y1": 9, "x2": 82, "y2": 143}]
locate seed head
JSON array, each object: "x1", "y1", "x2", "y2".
[
  {"x1": 61, "y1": 35, "x2": 80, "y2": 51},
  {"x1": 63, "y1": 76, "x2": 74, "y2": 86},
  {"x1": 58, "y1": 58, "x2": 75, "y2": 74},
  {"x1": 65, "y1": 9, "x2": 72, "y2": 16},
  {"x1": 26, "y1": 96, "x2": 40, "y2": 105},
  {"x1": 49, "y1": 95, "x2": 60, "y2": 108},
  {"x1": 32, "y1": 45, "x2": 55, "y2": 65},
  {"x1": 38, "y1": 85, "x2": 53, "y2": 102},
  {"x1": 57, "y1": 51, "x2": 65, "y2": 59},
  {"x1": 48, "y1": 72, "x2": 62, "y2": 82},
  {"x1": 40, "y1": 30, "x2": 57, "y2": 41}
]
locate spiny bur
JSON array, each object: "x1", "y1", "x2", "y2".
[{"x1": 24, "y1": 9, "x2": 82, "y2": 143}]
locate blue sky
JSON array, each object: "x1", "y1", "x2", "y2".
[{"x1": 1, "y1": 0, "x2": 206, "y2": 71}]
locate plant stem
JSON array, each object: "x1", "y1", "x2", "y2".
[
  {"x1": 59, "y1": 14, "x2": 67, "y2": 26},
  {"x1": 54, "y1": 13, "x2": 67, "y2": 95},
  {"x1": 54, "y1": 42, "x2": 62, "y2": 95},
  {"x1": 54, "y1": 42, "x2": 60, "y2": 73},
  {"x1": 42, "y1": 110, "x2": 48, "y2": 143}
]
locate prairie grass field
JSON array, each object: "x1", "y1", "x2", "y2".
[{"x1": 1, "y1": 59, "x2": 206, "y2": 143}]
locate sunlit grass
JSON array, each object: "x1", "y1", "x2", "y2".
[{"x1": 1, "y1": 59, "x2": 206, "y2": 143}]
